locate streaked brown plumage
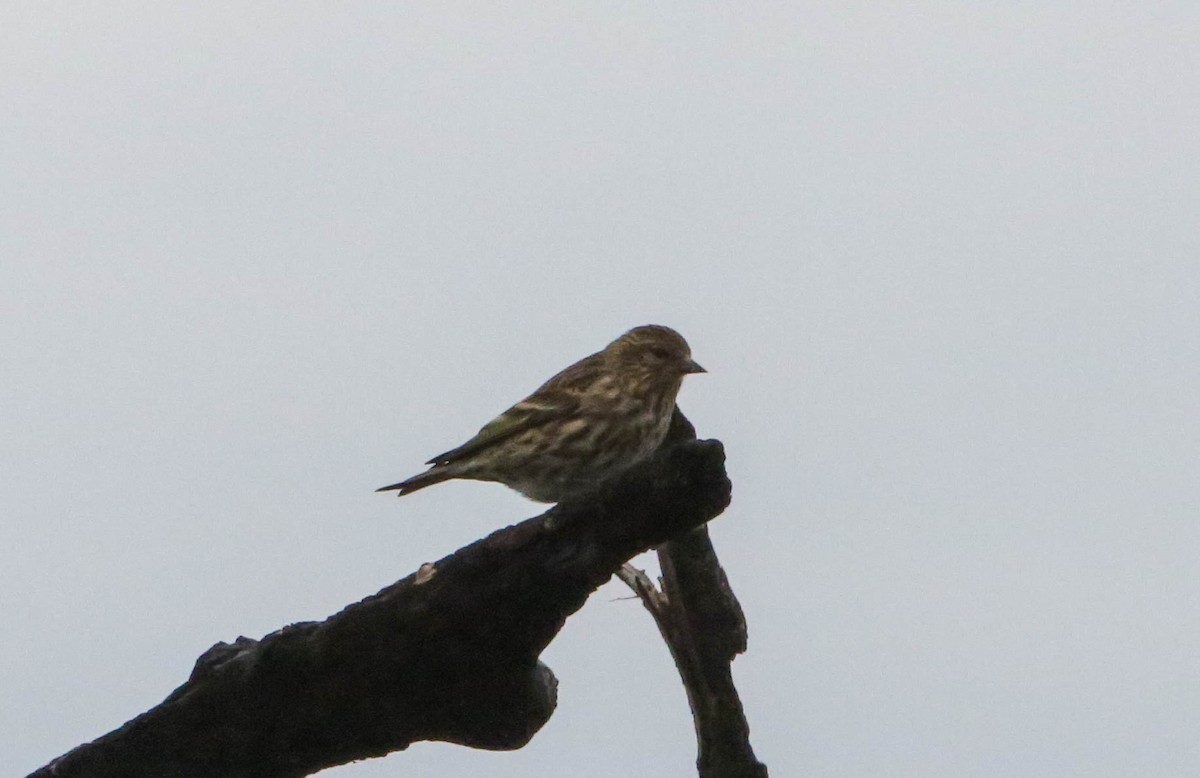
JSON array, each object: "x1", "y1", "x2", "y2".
[{"x1": 377, "y1": 324, "x2": 705, "y2": 502}]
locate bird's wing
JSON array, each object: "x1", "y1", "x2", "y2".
[
  {"x1": 424, "y1": 396, "x2": 579, "y2": 465},
  {"x1": 424, "y1": 350, "x2": 604, "y2": 466}
]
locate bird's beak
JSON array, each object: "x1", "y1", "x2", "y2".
[{"x1": 684, "y1": 359, "x2": 706, "y2": 374}]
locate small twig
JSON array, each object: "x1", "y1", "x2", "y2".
[{"x1": 616, "y1": 563, "x2": 669, "y2": 620}]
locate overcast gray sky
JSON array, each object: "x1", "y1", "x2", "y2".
[{"x1": 4, "y1": 3, "x2": 1199, "y2": 776}]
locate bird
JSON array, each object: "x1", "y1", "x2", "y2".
[{"x1": 376, "y1": 324, "x2": 705, "y2": 502}]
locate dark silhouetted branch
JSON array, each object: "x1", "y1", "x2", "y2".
[
  {"x1": 30, "y1": 436, "x2": 730, "y2": 778},
  {"x1": 618, "y1": 411, "x2": 768, "y2": 778}
]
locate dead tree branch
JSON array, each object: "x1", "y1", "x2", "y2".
[
  {"x1": 619, "y1": 411, "x2": 768, "y2": 778},
  {"x1": 31, "y1": 436, "x2": 730, "y2": 778}
]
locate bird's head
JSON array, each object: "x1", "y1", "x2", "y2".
[{"x1": 605, "y1": 325, "x2": 706, "y2": 380}]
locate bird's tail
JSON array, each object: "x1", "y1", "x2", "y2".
[{"x1": 375, "y1": 466, "x2": 456, "y2": 497}]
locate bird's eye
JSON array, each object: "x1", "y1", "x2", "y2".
[{"x1": 648, "y1": 346, "x2": 672, "y2": 360}]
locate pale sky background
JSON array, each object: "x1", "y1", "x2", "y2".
[{"x1": 4, "y1": 4, "x2": 1199, "y2": 777}]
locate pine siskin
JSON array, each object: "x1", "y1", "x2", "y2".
[{"x1": 377, "y1": 324, "x2": 705, "y2": 502}]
